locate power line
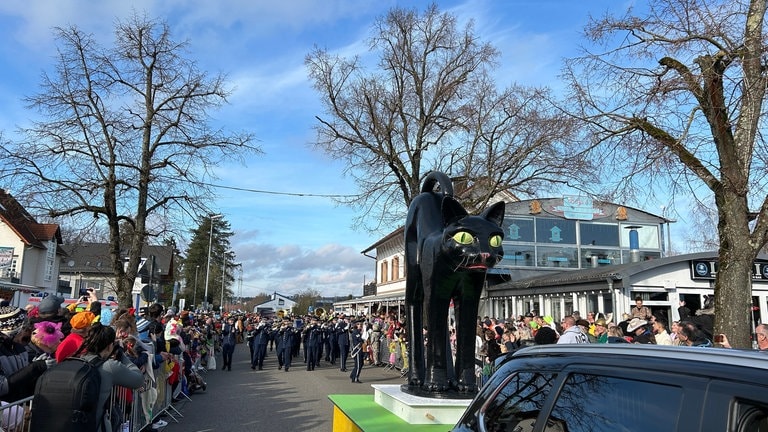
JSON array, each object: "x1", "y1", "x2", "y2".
[{"x1": 202, "y1": 182, "x2": 357, "y2": 199}]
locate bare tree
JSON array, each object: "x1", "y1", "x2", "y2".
[
  {"x1": 562, "y1": 0, "x2": 768, "y2": 347},
  {"x1": 306, "y1": 3, "x2": 590, "y2": 231},
  {"x1": 0, "y1": 14, "x2": 259, "y2": 307}
]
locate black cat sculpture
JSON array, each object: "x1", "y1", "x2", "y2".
[{"x1": 402, "y1": 171, "x2": 504, "y2": 398}]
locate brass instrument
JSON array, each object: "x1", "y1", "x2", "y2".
[
  {"x1": 315, "y1": 307, "x2": 325, "y2": 318},
  {"x1": 277, "y1": 309, "x2": 286, "y2": 319}
]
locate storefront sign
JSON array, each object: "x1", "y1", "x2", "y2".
[{"x1": 691, "y1": 259, "x2": 768, "y2": 280}]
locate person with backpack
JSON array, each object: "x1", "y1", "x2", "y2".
[
  {"x1": 31, "y1": 322, "x2": 144, "y2": 432},
  {"x1": 0, "y1": 306, "x2": 49, "y2": 402}
]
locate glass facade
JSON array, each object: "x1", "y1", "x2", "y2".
[{"x1": 499, "y1": 215, "x2": 662, "y2": 270}]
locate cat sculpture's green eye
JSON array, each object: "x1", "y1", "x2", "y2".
[
  {"x1": 489, "y1": 235, "x2": 502, "y2": 247},
  {"x1": 452, "y1": 231, "x2": 474, "y2": 245}
]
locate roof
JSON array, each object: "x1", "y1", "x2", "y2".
[
  {"x1": 0, "y1": 189, "x2": 63, "y2": 249},
  {"x1": 489, "y1": 252, "x2": 718, "y2": 291},
  {"x1": 60, "y1": 242, "x2": 175, "y2": 277},
  {"x1": 361, "y1": 227, "x2": 403, "y2": 255}
]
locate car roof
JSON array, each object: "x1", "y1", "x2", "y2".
[{"x1": 511, "y1": 344, "x2": 768, "y2": 371}]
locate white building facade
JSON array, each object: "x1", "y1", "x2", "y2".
[{"x1": 0, "y1": 190, "x2": 65, "y2": 306}]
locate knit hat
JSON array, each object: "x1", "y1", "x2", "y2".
[
  {"x1": 70, "y1": 311, "x2": 96, "y2": 330},
  {"x1": 0, "y1": 306, "x2": 27, "y2": 335},
  {"x1": 38, "y1": 295, "x2": 65, "y2": 315},
  {"x1": 31, "y1": 321, "x2": 64, "y2": 353}
]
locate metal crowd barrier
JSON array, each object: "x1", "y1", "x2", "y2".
[
  {"x1": 0, "y1": 359, "x2": 179, "y2": 432},
  {"x1": 0, "y1": 395, "x2": 31, "y2": 432}
]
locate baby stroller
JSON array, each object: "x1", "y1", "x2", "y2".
[
  {"x1": 181, "y1": 349, "x2": 207, "y2": 394},
  {"x1": 186, "y1": 362, "x2": 207, "y2": 393}
]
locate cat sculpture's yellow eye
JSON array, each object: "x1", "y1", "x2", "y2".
[
  {"x1": 489, "y1": 235, "x2": 502, "y2": 247},
  {"x1": 452, "y1": 231, "x2": 474, "y2": 245}
]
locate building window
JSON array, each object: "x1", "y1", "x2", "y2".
[
  {"x1": 536, "y1": 218, "x2": 577, "y2": 244},
  {"x1": 538, "y1": 246, "x2": 579, "y2": 268},
  {"x1": 581, "y1": 248, "x2": 619, "y2": 268},
  {"x1": 381, "y1": 261, "x2": 389, "y2": 283},
  {"x1": 579, "y1": 222, "x2": 620, "y2": 247},
  {"x1": 2, "y1": 257, "x2": 18, "y2": 278},
  {"x1": 619, "y1": 224, "x2": 660, "y2": 249},
  {"x1": 500, "y1": 245, "x2": 535, "y2": 267},
  {"x1": 502, "y1": 218, "x2": 535, "y2": 242},
  {"x1": 391, "y1": 256, "x2": 399, "y2": 281}
]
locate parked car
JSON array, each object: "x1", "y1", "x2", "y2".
[{"x1": 453, "y1": 344, "x2": 768, "y2": 432}]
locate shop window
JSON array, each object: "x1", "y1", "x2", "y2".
[
  {"x1": 581, "y1": 248, "x2": 619, "y2": 268},
  {"x1": 536, "y1": 218, "x2": 576, "y2": 244},
  {"x1": 621, "y1": 250, "x2": 662, "y2": 263},
  {"x1": 503, "y1": 217, "x2": 535, "y2": 242},
  {"x1": 579, "y1": 222, "x2": 620, "y2": 247},
  {"x1": 619, "y1": 224, "x2": 660, "y2": 249},
  {"x1": 538, "y1": 246, "x2": 579, "y2": 269},
  {"x1": 500, "y1": 244, "x2": 535, "y2": 267}
]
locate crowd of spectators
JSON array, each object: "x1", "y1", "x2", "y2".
[
  {"x1": 2, "y1": 290, "x2": 765, "y2": 430},
  {"x1": 0, "y1": 291, "x2": 224, "y2": 431}
]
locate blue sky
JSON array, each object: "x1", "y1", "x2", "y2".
[{"x1": 0, "y1": 0, "x2": 635, "y2": 298}]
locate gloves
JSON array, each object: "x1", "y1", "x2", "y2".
[{"x1": 6, "y1": 360, "x2": 48, "y2": 400}]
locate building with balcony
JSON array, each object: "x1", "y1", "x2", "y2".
[{"x1": 0, "y1": 189, "x2": 65, "y2": 306}]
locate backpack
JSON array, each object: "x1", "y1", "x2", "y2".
[{"x1": 30, "y1": 356, "x2": 104, "y2": 432}]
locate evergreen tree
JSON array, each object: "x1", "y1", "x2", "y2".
[{"x1": 182, "y1": 215, "x2": 236, "y2": 311}]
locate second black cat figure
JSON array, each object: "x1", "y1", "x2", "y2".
[{"x1": 402, "y1": 171, "x2": 505, "y2": 398}]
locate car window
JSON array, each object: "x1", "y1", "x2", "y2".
[
  {"x1": 733, "y1": 399, "x2": 768, "y2": 432},
  {"x1": 543, "y1": 373, "x2": 684, "y2": 432},
  {"x1": 479, "y1": 371, "x2": 557, "y2": 432}
]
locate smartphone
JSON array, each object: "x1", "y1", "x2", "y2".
[
  {"x1": 714, "y1": 334, "x2": 725, "y2": 343},
  {"x1": 79, "y1": 288, "x2": 89, "y2": 296}
]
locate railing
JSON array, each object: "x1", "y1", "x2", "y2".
[{"x1": 0, "y1": 358, "x2": 180, "y2": 432}]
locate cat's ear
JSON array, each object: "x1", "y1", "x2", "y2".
[
  {"x1": 441, "y1": 196, "x2": 468, "y2": 225},
  {"x1": 480, "y1": 201, "x2": 505, "y2": 227}
]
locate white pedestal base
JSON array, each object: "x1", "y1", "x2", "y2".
[{"x1": 372, "y1": 384, "x2": 471, "y2": 425}]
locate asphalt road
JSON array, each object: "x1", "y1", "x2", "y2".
[{"x1": 160, "y1": 344, "x2": 407, "y2": 432}]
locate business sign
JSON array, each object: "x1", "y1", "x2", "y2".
[
  {"x1": 691, "y1": 259, "x2": 768, "y2": 280},
  {"x1": 550, "y1": 196, "x2": 607, "y2": 220}
]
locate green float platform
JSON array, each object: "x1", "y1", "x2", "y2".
[{"x1": 329, "y1": 384, "x2": 470, "y2": 432}]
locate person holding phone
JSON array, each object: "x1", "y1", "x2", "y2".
[{"x1": 716, "y1": 325, "x2": 768, "y2": 351}]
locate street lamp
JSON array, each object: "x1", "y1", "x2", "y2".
[
  {"x1": 221, "y1": 257, "x2": 226, "y2": 312},
  {"x1": 204, "y1": 214, "x2": 223, "y2": 310},
  {"x1": 192, "y1": 265, "x2": 200, "y2": 310}
]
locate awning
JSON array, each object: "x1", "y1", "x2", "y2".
[
  {"x1": 334, "y1": 292, "x2": 404, "y2": 306},
  {"x1": 0, "y1": 280, "x2": 45, "y2": 293}
]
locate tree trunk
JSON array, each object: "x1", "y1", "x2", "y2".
[{"x1": 714, "y1": 191, "x2": 757, "y2": 348}]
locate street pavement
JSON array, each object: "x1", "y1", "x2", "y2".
[{"x1": 160, "y1": 343, "x2": 408, "y2": 432}]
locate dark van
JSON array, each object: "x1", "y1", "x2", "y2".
[{"x1": 452, "y1": 344, "x2": 768, "y2": 432}]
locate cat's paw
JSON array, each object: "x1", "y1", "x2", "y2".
[
  {"x1": 455, "y1": 381, "x2": 477, "y2": 394},
  {"x1": 423, "y1": 380, "x2": 449, "y2": 393}
]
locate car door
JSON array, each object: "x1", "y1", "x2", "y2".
[{"x1": 537, "y1": 366, "x2": 708, "y2": 432}]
